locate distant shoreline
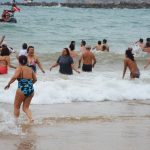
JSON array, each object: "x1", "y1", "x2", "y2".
[{"x1": 1, "y1": 2, "x2": 150, "y2": 9}]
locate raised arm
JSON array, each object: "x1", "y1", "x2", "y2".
[{"x1": 0, "y1": 35, "x2": 5, "y2": 45}]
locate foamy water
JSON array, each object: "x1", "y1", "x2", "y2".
[{"x1": 1, "y1": 52, "x2": 150, "y2": 104}]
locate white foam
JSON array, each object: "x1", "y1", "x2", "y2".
[
  {"x1": 0, "y1": 109, "x2": 22, "y2": 135},
  {"x1": 1, "y1": 70, "x2": 150, "y2": 104}
]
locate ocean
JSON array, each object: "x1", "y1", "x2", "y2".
[{"x1": 0, "y1": 3, "x2": 150, "y2": 150}]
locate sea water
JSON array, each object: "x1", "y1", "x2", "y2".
[{"x1": 0, "y1": 5, "x2": 150, "y2": 104}]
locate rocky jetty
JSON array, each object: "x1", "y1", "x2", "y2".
[{"x1": 1, "y1": 1, "x2": 150, "y2": 9}]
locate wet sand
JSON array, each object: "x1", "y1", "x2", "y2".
[{"x1": 0, "y1": 100, "x2": 150, "y2": 150}]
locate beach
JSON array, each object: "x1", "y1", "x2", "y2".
[
  {"x1": 0, "y1": 100, "x2": 150, "y2": 150},
  {"x1": 0, "y1": 1, "x2": 150, "y2": 149}
]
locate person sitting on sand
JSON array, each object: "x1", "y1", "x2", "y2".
[
  {"x1": 78, "y1": 45, "x2": 96, "y2": 72},
  {"x1": 92, "y1": 41, "x2": 102, "y2": 51},
  {"x1": 122, "y1": 48, "x2": 140, "y2": 79},
  {"x1": 102, "y1": 39, "x2": 109, "y2": 52},
  {"x1": 27, "y1": 46, "x2": 45, "y2": 73},
  {"x1": 0, "y1": 46, "x2": 16, "y2": 74},
  {"x1": 4, "y1": 55, "x2": 37, "y2": 123},
  {"x1": 50, "y1": 48, "x2": 80, "y2": 75}
]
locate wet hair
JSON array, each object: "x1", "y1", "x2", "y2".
[
  {"x1": 98, "y1": 41, "x2": 101, "y2": 45},
  {"x1": 1, "y1": 47, "x2": 10, "y2": 56},
  {"x1": 27, "y1": 46, "x2": 34, "y2": 53},
  {"x1": 125, "y1": 48, "x2": 134, "y2": 61},
  {"x1": 69, "y1": 41, "x2": 75, "y2": 51},
  {"x1": 22, "y1": 43, "x2": 28, "y2": 49},
  {"x1": 64, "y1": 48, "x2": 70, "y2": 56},
  {"x1": 103, "y1": 39, "x2": 107, "y2": 44},
  {"x1": 81, "y1": 40, "x2": 86, "y2": 46},
  {"x1": 19, "y1": 55, "x2": 27, "y2": 65},
  {"x1": 146, "y1": 38, "x2": 150, "y2": 42},
  {"x1": 139, "y1": 38, "x2": 143, "y2": 43}
]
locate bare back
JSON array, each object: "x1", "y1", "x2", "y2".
[
  {"x1": 82, "y1": 51, "x2": 95, "y2": 65},
  {"x1": 14, "y1": 66, "x2": 36, "y2": 81},
  {"x1": 124, "y1": 58, "x2": 139, "y2": 74}
]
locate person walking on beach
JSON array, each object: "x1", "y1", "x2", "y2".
[
  {"x1": 50, "y1": 48, "x2": 80, "y2": 75},
  {"x1": 0, "y1": 46, "x2": 16, "y2": 74},
  {"x1": 122, "y1": 48, "x2": 140, "y2": 79},
  {"x1": 4, "y1": 56, "x2": 37, "y2": 123},
  {"x1": 78, "y1": 45, "x2": 96, "y2": 72},
  {"x1": 27, "y1": 46, "x2": 45, "y2": 73}
]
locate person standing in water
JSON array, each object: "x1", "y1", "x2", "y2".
[
  {"x1": 80, "y1": 40, "x2": 86, "y2": 54},
  {"x1": 27, "y1": 46, "x2": 45, "y2": 73},
  {"x1": 122, "y1": 48, "x2": 140, "y2": 79},
  {"x1": 0, "y1": 46, "x2": 16, "y2": 74},
  {"x1": 102, "y1": 39, "x2": 109, "y2": 52},
  {"x1": 4, "y1": 55, "x2": 37, "y2": 123},
  {"x1": 92, "y1": 41, "x2": 102, "y2": 51},
  {"x1": 69, "y1": 41, "x2": 78, "y2": 60},
  {"x1": 78, "y1": 45, "x2": 96, "y2": 72},
  {"x1": 19, "y1": 43, "x2": 28, "y2": 57},
  {"x1": 50, "y1": 48, "x2": 80, "y2": 75}
]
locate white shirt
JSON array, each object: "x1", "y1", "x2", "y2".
[{"x1": 19, "y1": 49, "x2": 27, "y2": 56}]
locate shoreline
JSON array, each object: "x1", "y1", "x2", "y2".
[{"x1": 0, "y1": 2, "x2": 150, "y2": 9}]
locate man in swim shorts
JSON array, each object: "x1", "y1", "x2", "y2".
[{"x1": 78, "y1": 45, "x2": 96, "y2": 72}]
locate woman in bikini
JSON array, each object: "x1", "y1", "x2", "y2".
[
  {"x1": 27, "y1": 46, "x2": 45, "y2": 73},
  {"x1": 4, "y1": 55, "x2": 37, "y2": 123},
  {"x1": 0, "y1": 46, "x2": 16, "y2": 74},
  {"x1": 122, "y1": 48, "x2": 140, "y2": 79}
]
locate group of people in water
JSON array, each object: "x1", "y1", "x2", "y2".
[{"x1": 0, "y1": 35, "x2": 150, "y2": 123}]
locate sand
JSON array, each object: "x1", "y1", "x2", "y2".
[{"x1": 0, "y1": 100, "x2": 150, "y2": 150}]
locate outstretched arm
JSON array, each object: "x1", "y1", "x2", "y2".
[
  {"x1": 4, "y1": 68, "x2": 20, "y2": 89},
  {"x1": 36, "y1": 57, "x2": 45, "y2": 73},
  {"x1": 71, "y1": 64, "x2": 80, "y2": 74},
  {"x1": 50, "y1": 63, "x2": 59, "y2": 71}
]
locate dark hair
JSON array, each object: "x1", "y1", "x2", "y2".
[
  {"x1": 27, "y1": 46, "x2": 34, "y2": 53},
  {"x1": 146, "y1": 38, "x2": 150, "y2": 42},
  {"x1": 139, "y1": 38, "x2": 143, "y2": 43},
  {"x1": 146, "y1": 42, "x2": 150, "y2": 48},
  {"x1": 103, "y1": 39, "x2": 107, "y2": 44},
  {"x1": 81, "y1": 40, "x2": 86, "y2": 46},
  {"x1": 126, "y1": 48, "x2": 134, "y2": 61},
  {"x1": 64, "y1": 48, "x2": 70, "y2": 56},
  {"x1": 1, "y1": 47, "x2": 10, "y2": 56},
  {"x1": 69, "y1": 41, "x2": 75, "y2": 51},
  {"x1": 22, "y1": 43, "x2": 28, "y2": 49},
  {"x1": 98, "y1": 41, "x2": 101, "y2": 45},
  {"x1": 19, "y1": 55, "x2": 27, "y2": 65}
]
